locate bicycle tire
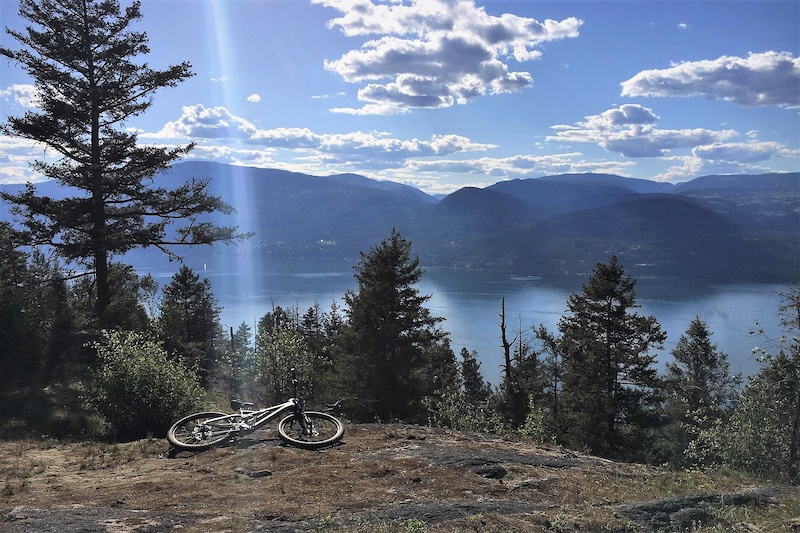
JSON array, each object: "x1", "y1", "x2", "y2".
[
  {"x1": 167, "y1": 411, "x2": 236, "y2": 450},
  {"x1": 278, "y1": 411, "x2": 344, "y2": 449}
]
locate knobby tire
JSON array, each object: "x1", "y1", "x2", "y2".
[
  {"x1": 278, "y1": 411, "x2": 344, "y2": 449},
  {"x1": 167, "y1": 411, "x2": 235, "y2": 450}
]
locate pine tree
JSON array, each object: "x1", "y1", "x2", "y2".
[
  {"x1": 425, "y1": 347, "x2": 493, "y2": 433},
  {"x1": 495, "y1": 298, "x2": 527, "y2": 428},
  {"x1": 253, "y1": 306, "x2": 311, "y2": 403},
  {"x1": 664, "y1": 317, "x2": 740, "y2": 467},
  {"x1": 0, "y1": 0, "x2": 239, "y2": 326},
  {"x1": 300, "y1": 303, "x2": 328, "y2": 364},
  {"x1": 495, "y1": 304, "x2": 548, "y2": 431},
  {"x1": 157, "y1": 265, "x2": 221, "y2": 379},
  {"x1": 340, "y1": 229, "x2": 452, "y2": 422},
  {"x1": 532, "y1": 324, "x2": 564, "y2": 440},
  {"x1": 556, "y1": 256, "x2": 666, "y2": 459},
  {"x1": 461, "y1": 348, "x2": 492, "y2": 408},
  {"x1": 228, "y1": 321, "x2": 253, "y2": 389}
]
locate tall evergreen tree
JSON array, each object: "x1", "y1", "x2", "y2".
[
  {"x1": 157, "y1": 265, "x2": 221, "y2": 378},
  {"x1": 300, "y1": 303, "x2": 328, "y2": 365},
  {"x1": 0, "y1": 0, "x2": 238, "y2": 327},
  {"x1": 340, "y1": 229, "x2": 452, "y2": 422},
  {"x1": 532, "y1": 323, "x2": 564, "y2": 440},
  {"x1": 495, "y1": 298, "x2": 527, "y2": 428},
  {"x1": 556, "y1": 256, "x2": 666, "y2": 459},
  {"x1": 229, "y1": 321, "x2": 253, "y2": 388},
  {"x1": 253, "y1": 306, "x2": 312, "y2": 403},
  {"x1": 425, "y1": 346, "x2": 491, "y2": 432},
  {"x1": 495, "y1": 306, "x2": 548, "y2": 431},
  {"x1": 461, "y1": 348, "x2": 492, "y2": 409},
  {"x1": 664, "y1": 317, "x2": 740, "y2": 467}
]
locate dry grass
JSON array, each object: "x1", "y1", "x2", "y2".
[{"x1": 0, "y1": 425, "x2": 797, "y2": 532}]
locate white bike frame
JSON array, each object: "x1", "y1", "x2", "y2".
[{"x1": 212, "y1": 398, "x2": 303, "y2": 434}]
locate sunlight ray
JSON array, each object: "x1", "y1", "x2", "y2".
[{"x1": 203, "y1": 0, "x2": 258, "y2": 331}]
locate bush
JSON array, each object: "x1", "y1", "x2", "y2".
[
  {"x1": 84, "y1": 330, "x2": 204, "y2": 440},
  {"x1": 425, "y1": 388, "x2": 499, "y2": 434}
]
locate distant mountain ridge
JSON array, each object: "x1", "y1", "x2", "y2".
[
  {"x1": 538, "y1": 173, "x2": 675, "y2": 193},
  {"x1": 1, "y1": 162, "x2": 798, "y2": 282}
]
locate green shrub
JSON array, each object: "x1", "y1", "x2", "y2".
[{"x1": 84, "y1": 330, "x2": 204, "y2": 440}]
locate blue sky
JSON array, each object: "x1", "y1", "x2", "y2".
[{"x1": 1, "y1": 0, "x2": 798, "y2": 194}]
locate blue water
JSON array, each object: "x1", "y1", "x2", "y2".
[{"x1": 141, "y1": 255, "x2": 788, "y2": 386}]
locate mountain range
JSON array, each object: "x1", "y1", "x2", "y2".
[{"x1": 1, "y1": 161, "x2": 798, "y2": 282}]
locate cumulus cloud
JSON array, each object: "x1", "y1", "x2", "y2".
[
  {"x1": 692, "y1": 141, "x2": 799, "y2": 163},
  {"x1": 0, "y1": 165, "x2": 39, "y2": 184},
  {"x1": 646, "y1": 139, "x2": 800, "y2": 182},
  {"x1": 0, "y1": 135, "x2": 53, "y2": 183},
  {"x1": 157, "y1": 104, "x2": 258, "y2": 139},
  {"x1": 187, "y1": 144, "x2": 277, "y2": 166},
  {"x1": 151, "y1": 104, "x2": 494, "y2": 168},
  {"x1": 548, "y1": 104, "x2": 738, "y2": 157},
  {"x1": 621, "y1": 51, "x2": 800, "y2": 108},
  {"x1": 0, "y1": 84, "x2": 40, "y2": 108},
  {"x1": 246, "y1": 93, "x2": 261, "y2": 103},
  {"x1": 312, "y1": 0, "x2": 582, "y2": 114}
]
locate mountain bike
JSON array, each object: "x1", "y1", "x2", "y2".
[{"x1": 167, "y1": 372, "x2": 344, "y2": 451}]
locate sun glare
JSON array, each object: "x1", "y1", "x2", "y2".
[{"x1": 203, "y1": 0, "x2": 258, "y2": 319}]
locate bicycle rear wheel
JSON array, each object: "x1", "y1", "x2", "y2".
[
  {"x1": 278, "y1": 411, "x2": 344, "y2": 449},
  {"x1": 168, "y1": 411, "x2": 236, "y2": 450}
]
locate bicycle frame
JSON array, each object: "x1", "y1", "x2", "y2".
[{"x1": 209, "y1": 398, "x2": 304, "y2": 435}]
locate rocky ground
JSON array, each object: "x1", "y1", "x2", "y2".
[{"x1": 1, "y1": 424, "x2": 797, "y2": 532}]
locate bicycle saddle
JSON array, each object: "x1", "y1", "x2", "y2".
[{"x1": 230, "y1": 399, "x2": 254, "y2": 410}]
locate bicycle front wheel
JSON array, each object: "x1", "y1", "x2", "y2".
[
  {"x1": 168, "y1": 411, "x2": 236, "y2": 450},
  {"x1": 278, "y1": 411, "x2": 344, "y2": 449}
]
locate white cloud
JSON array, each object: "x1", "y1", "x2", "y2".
[
  {"x1": 246, "y1": 93, "x2": 261, "y2": 103},
  {"x1": 407, "y1": 152, "x2": 635, "y2": 180},
  {"x1": 677, "y1": 23, "x2": 689, "y2": 30},
  {"x1": 585, "y1": 104, "x2": 659, "y2": 129},
  {"x1": 548, "y1": 104, "x2": 738, "y2": 157},
  {"x1": 132, "y1": 102, "x2": 800, "y2": 190},
  {"x1": 157, "y1": 104, "x2": 258, "y2": 139},
  {"x1": 692, "y1": 141, "x2": 799, "y2": 163},
  {"x1": 0, "y1": 84, "x2": 40, "y2": 108},
  {"x1": 312, "y1": 92, "x2": 347, "y2": 99},
  {"x1": 312, "y1": 0, "x2": 582, "y2": 114},
  {"x1": 621, "y1": 51, "x2": 800, "y2": 108},
  {"x1": 0, "y1": 166, "x2": 39, "y2": 184},
  {"x1": 251, "y1": 126, "x2": 322, "y2": 149},
  {"x1": 648, "y1": 140, "x2": 799, "y2": 182},
  {"x1": 653, "y1": 154, "x2": 789, "y2": 182},
  {"x1": 187, "y1": 144, "x2": 277, "y2": 166},
  {"x1": 151, "y1": 104, "x2": 494, "y2": 169},
  {"x1": 0, "y1": 135, "x2": 52, "y2": 183}
]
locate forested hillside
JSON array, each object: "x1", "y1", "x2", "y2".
[{"x1": 3, "y1": 163, "x2": 797, "y2": 281}]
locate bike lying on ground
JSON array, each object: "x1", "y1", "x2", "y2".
[{"x1": 167, "y1": 375, "x2": 344, "y2": 451}]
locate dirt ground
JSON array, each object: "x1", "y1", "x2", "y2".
[{"x1": 0, "y1": 424, "x2": 796, "y2": 532}]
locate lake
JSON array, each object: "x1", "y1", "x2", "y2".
[{"x1": 141, "y1": 254, "x2": 790, "y2": 386}]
